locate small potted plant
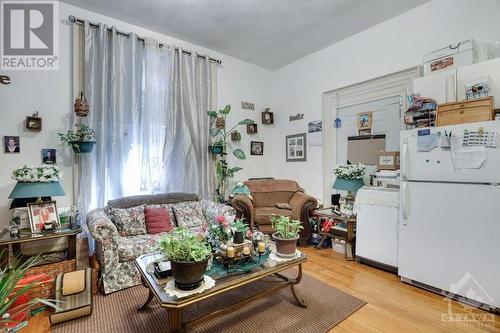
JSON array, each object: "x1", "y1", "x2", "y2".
[
  {"x1": 270, "y1": 215, "x2": 303, "y2": 258},
  {"x1": 231, "y1": 219, "x2": 249, "y2": 244},
  {"x1": 158, "y1": 228, "x2": 211, "y2": 291},
  {"x1": 58, "y1": 124, "x2": 96, "y2": 153},
  {"x1": 208, "y1": 139, "x2": 224, "y2": 155}
]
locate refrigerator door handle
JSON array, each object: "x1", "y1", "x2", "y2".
[
  {"x1": 401, "y1": 182, "x2": 410, "y2": 221},
  {"x1": 401, "y1": 142, "x2": 409, "y2": 180}
]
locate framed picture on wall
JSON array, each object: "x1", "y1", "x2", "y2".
[
  {"x1": 250, "y1": 141, "x2": 264, "y2": 155},
  {"x1": 286, "y1": 133, "x2": 306, "y2": 162},
  {"x1": 4, "y1": 136, "x2": 20, "y2": 153},
  {"x1": 357, "y1": 112, "x2": 373, "y2": 130}
]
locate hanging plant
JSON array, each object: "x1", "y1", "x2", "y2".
[
  {"x1": 74, "y1": 92, "x2": 89, "y2": 117},
  {"x1": 207, "y1": 105, "x2": 255, "y2": 203},
  {"x1": 58, "y1": 124, "x2": 96, "y2": 153}
]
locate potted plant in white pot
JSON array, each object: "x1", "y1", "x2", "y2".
[
  {"x1": 58, "y1": 124, "x2": 96, "y2": 153},
  {"x1": 270, "y1": 215, "x2": 303, "y2": 258},
  {"x1": 158, "y1": 228, "x2": 211, "y2": 291}
]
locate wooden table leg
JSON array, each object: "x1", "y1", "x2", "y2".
[
  {"x1": 138, "y1": 289, "x2": 154, "y2": 311},
  {"x1": 290, "y1": 264, "x2": 307, "y2": 308},
  {"x1": 166, "y1": 308, "x2": 184, "y2": 333},
  {"x1": 67, "y1": 234, "x2": 76, "y2": 260},
  {"x1": 0, "y1": 245, "x2": 9, "y2": 269},
  {"x1": 315, "y1": 233, "x2": 327, "y2": 249}
]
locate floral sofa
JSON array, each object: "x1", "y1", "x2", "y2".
[{"x1": 87, "y1": 193, "x2": 235, "y2": 294}]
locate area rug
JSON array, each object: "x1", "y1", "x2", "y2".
[{"x1": 53, "y1": 272, "x2": 365, "y2": 333}]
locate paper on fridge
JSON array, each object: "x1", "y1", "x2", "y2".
[{"x1": 451, "y1": 134, "x2": 486, "y2": 169}]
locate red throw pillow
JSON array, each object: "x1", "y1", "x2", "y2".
[{"x1": 144, "y1": 207, "x2": 173, "y2": 234}]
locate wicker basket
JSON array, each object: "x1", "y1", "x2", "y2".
[
  {"x1": 22, "y1": 259, "x2": 76, "y2": 303},
  {"x1": 90, "y1": 255, "x2": 100, "y2": 294}
]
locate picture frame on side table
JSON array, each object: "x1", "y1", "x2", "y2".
[
  {"x1": 286, "y1": 133, "x2": 306, "y2": 162},
  {"x1": 27, "y1": 201, "x2": 60, "y2": 233},
  {"x1": 250, "y1": 141, "x2": 264, "y2": 155}
]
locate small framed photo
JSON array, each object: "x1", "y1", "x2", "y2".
[
  {"x1": 357, "y1": 112, "x2": 373, "y2": 130},
  {"x1": 26, "y1": 116, "x2": 42, "y2": 131},
  {"x1": 250, "y1": 141, "x2": 264, "y2": 155},
  {"x1": 4, "y1": 136, "x2": 20, "y2": 153},
  {"x1": 42, "y1": 149, "x2": 56, "y2": 164},
  {"x1": 261, "y1": 109, "x2": 274, "y2": 125},
  {"x1": 247, "y1": 123, "x2": 258, "y2": 134},
  {"x1": 27, "y1": 201, "x2": 60, "y2": 232},
  {"x1": 286, "y1": 133, "x2": 306, "y2": 162}
]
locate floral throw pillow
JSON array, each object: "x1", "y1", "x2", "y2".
[
  {"x1": 172, "y1": 202, "x2": 207, "y2": 229},
  {"x1": 106, "y1": 205, "x2": 147, "y2": 237}
]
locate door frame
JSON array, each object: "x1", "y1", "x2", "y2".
[{"x1": 321, "y1": 66, "x2": 421, "y2": 205}]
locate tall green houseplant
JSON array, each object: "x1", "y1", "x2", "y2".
[{"x1": 207, "y1": 105, "x2": 255, "y2": 203}]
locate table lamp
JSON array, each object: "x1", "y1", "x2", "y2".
[
  {"x1": 332, "y1": 178, "x2": 364, "y2": 216},
  {"x1": 9, "y1": 181, "x2": 65, "y2": 202}
]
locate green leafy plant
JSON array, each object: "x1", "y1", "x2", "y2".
[
  {"x1": 231, "y1": 218, "x2": 249, "y2": 234},
  {"x1": 0, "y1": 251, "x2": 60, "y2": 327},
  {"x1": 270, "y1": 215, "x2": 303, "y2": 239},
  {"x1": 207, "y1": 105, "x2": 255, "y2": 203},
  {"x1": 158, "y1": 227, "x2": 211, "y2": 262},
  {"x1": 58, "y1": 124, "x2": 96, "y2": 152}
]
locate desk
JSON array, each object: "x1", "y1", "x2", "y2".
[
  {"x1": 0, "y1": 227, "x2": 82, "y2": 267},
  {"x1": 312, "y1": 208, "x2": 357, "y2": 261}
]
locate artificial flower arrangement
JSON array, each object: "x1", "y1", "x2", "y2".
[
  {"x1": 12, "y1": 165, "x2": 62, "y2": 183},
  {"x1": 205, "y1": 213, "x2": 252, "y2": 250},
  {"x1": 333, "y1": 164, "x2": 366, "y2": 180}
]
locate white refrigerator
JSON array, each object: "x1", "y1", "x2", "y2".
[{"x1": 399, "y1": 120, "x2": 500, "y2": 310}]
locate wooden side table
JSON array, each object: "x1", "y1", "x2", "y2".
[
  {"x1": 0, "y1": 226, "x2": 82, "y2": 268},
  {"x1": 311, "y1": 207, "x2": 357, "y2": 261}
]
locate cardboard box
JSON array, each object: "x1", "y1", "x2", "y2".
[{"x1": 378, "y1": 151, "x2": 400, "y2": 170}]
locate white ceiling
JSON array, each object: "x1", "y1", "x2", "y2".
[{"x1": 62, "y1": 0, "x2": 430, "y2": 70}]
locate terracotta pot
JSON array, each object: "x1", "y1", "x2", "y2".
[
  {"x1": 170, "y1": 257, "x2": 209, "y2": 291},
  {"x1": 272, "y1": 233, "x2": 299, "y2": 258}
]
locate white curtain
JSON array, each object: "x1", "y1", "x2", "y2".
[
  {"x1": 164, "y1": 48, "x2": 214, "y2": 199},
  {"x1": 78, "y1": 23, "x2": 214, "y2": 215}
]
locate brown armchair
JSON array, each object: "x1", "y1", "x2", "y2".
[{"x1": 232, "y1": 179, "x2": 318, "y2": 243}]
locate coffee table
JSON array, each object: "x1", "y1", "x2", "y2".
[{"x1": 135, "y1": 251, "x2": 307, "y2": 333}]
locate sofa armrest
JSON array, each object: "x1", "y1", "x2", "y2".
[
  {"x1": 290, "y1": 192, "x2": 318, "y2": 242},
  {"x1": 86, "y1": 208, "x2": 119, "y2": 273},
  {"x1": 231, "y1": 195, "x2": 255, "y2": 229},
  {"x1": 200, "y1": 199, "x2": 236, "y2": 223}
]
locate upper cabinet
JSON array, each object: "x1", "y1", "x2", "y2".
[{"x1": 413, "y1": 57, "x2": 500, "y2": 108}]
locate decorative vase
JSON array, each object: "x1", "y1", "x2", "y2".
[
  {"x1": 272, "y1": 233, "x2": 299, "y2": 258},
  {"x1": 74, "y1": 92, "x2": 89, "y2": 117},
  {"x1": 233, "y1": 231, "x2": 244, "y2": 244},
  {"x1": 215, "y1": 117, "x2": 225, "y2": 129},
  {"x1": 170, "y1": 257, "x2": 209, "y2": 291},
  {"x1": 69, "y1": 141, "x2": 96, "y2": 153}
]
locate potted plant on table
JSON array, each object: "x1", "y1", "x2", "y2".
[
  {"x1": 158, "y1": 228, "x2": 211, "y2": 291},
  {"x1": 270, "y1": 215, "x2": 303, "y2": 258},
  {"x1": 58, "y1": 124, "x2": 96, "y2": 153}
]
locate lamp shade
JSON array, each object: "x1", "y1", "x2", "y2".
[
  {"x1": 332, "y1": 178, "x2": 364, "y2": 192},
  {"x1": 9, "y1": 181, "x2": 65, "y2": 199}
]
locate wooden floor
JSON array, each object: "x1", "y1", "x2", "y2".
[{"x1": 23, "y1": 246, "x2": 500, "y2": 332}]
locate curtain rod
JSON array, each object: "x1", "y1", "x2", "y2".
[{"x1": 68, "y1": 15, "x2": 222, "y2": 65}]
